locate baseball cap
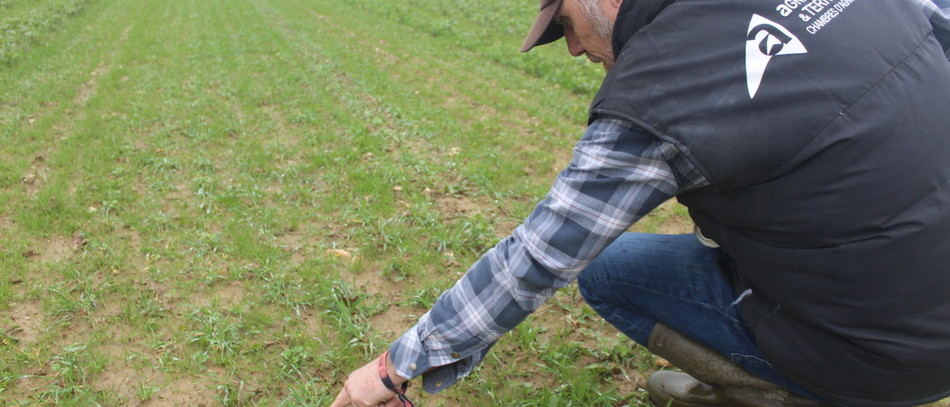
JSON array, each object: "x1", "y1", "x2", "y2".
[{"x1": 521, "y1": 0, "x2": 564, "y2": 52}]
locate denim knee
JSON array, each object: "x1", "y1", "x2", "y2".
[{"x1": 576, "y1": 267, "x2": 604, "y2": 305}]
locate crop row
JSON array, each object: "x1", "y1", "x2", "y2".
[
  {"x1": 1, "y1": 0, "x2": 39, "y2": 11},
  {"x1": 346, "y1": 0, "x2": 606, "y2": 95},
  {"x1": 0, "y1": 0, "x2": 99, "y2": 65}
]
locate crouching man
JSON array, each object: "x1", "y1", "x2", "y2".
[{"x1": 331, "y1": 0, "x2": 950, "y2": 405}]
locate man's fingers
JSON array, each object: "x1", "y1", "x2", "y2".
[
  {"x1": 329, "y1": 387, "x2": 397, "y2": 407},
  {"x1": 329, "y1": 387, "x2": 350, "y2": 407}
]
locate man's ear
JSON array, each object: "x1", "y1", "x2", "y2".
[{"x1": 607, "y1": 0, "x2": 623, "y2": 16}]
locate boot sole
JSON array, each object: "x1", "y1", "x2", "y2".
[{"x1": 649, "y1": 394, "x2": 734, "y2": 407}]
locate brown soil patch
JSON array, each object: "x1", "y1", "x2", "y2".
[
  {"x1": 20, "y1": 155, "x2": 49, "y2": 198},
  {"x1": 0, "y1": 214, "x2": 14, "y2": 236},
  {"x1": 188, "y1": 280, "x2": 247, "y2": 309},
  {"x1": 92, "y1": 332, "x2": 175, "y2": 405},
  {"x1": 298, "y1": 308, "x2": 333, "y2": 340},
  {"x1": 369, "y1": 304, "x2": 420, "y2": 338},
  {"x1": 215, "y1": 281, "x2": 247, "y2": 306},
  {"x1": 275, "y1": 230, "x2": 310, "y2": 266},
  {"x1": 140, "y1": 375, "x2": 218, "y2": 407},
  {"x1": 75, "y1": 60, "x2": 109, "y2": 106},
  {"x1": 93, "y1": 342, "x2": 146, "y2": 400},
  {"x1": 7, "y1": 300, "x2": 45, "y2": 344},
  {"x1": 433, "y1": 194, "x2": 485, "y2": 219},
  {"x1": 25, "y1": 234, "x2": 77, "y2": 264},
  {"x1": 95, "y1": 365, "x2": 142, "y2": 403},
  {"x1": 10, "y1": 370, "x2": 51, "y2": 398},
  {"x1": 349, "y1": 266, "x2": 386, "y2": 297}
]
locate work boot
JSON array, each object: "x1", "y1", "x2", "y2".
[
  {"x1": 646, "y1": 323, "x2": 829, "y2": 407},
  {"x1": 648, "y1": 370, "x2": 736, "y2": 407}
]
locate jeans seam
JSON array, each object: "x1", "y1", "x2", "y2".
[{"x1": 586, "y1": 275, "x2": 743, "y2": 325}]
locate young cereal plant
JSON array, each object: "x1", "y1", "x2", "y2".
[
  {"x1": 278, "y1": 378, "x2": 334, "y2": 406},
  {"x1": 38, "y1": 342, "x2": 110, "y2": 405},
  {"x1": 121, "y1": 290, "x2": 167, "y2": 334},
  {"x1": 261, "y1": 271, "x2": 307, "y2": 310},
  {"x1": 405, "y1": 285, "x2": 444, "y2": 310},
  {"x1": 498, "y1": 341, "x2": 625, "y2": 407},
  {"x1": 136, "y1": 381, "x2": 161, "y2": 402},
  {"x1": 279, "y1": 345, "x2": 312, "y2": 381},
  {"x1": 216, "y1": 379, "x2": 256, "y2": 407},
  {"x1": 187, "y1": 308, "x2": 244, "y2": 366},
  {"x1": 45, "y1": 268, "x2": 108, "y2": 319},
  {"x1": 313, "y1": 277, "x2": 387, "y2": 360}
]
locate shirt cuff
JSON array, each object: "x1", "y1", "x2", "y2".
[{"x1": 388, "y1": 313, "x2": 492, "y2": 394}]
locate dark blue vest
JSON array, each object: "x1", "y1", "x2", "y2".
[{"x1": 591, "y1": 1, "x2": 950, "y2": 405}]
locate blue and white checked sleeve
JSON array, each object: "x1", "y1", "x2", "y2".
[
  {"x1": 388, "y1": 116, "x2": 707, "y2": 393},
  {"x1": 914, "y1": 0, "x2": 950, "y2": 57}
]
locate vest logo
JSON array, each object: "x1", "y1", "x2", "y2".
[{"x1": 745, "y1": 14, "x2": 807, "y2": 99}]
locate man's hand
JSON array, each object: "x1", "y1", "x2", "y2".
[{"x1": 329, "y1": 353, "x2": 408, "y2": 407}]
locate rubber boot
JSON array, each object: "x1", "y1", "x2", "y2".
[
  {"x1": 646, "y1": 323, "x2": 829, "y2": 407},
  {"x1": 647, "y1": 370, "x2": 737, "y2": 407}
]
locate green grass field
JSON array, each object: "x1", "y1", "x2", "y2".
[
  {"x1": 0, "y1": 0, "x2": 689, "y2": 405},
  {"x1": 0, "y1": 0, "x2": 945, "y2": 406}
]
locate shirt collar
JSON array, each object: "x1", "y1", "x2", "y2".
[{"x1": 611, "y1": 0, "x2": 677, "y2": 56}]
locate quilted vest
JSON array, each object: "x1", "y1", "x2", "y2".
[{"x1": 590, "y1": 1, "x2": 950, "y2": 405}]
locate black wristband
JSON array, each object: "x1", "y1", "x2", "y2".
[{"x1": 378, "y1": 350, "x2": 414, "y2": 407}]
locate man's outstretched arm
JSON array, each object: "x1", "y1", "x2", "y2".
[{"x1": 329, "y1": 117, "x2": 706, "y2": 404}]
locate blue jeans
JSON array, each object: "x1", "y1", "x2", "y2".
[{"x1": 577, "y1": 233, "x2": 820, "y2": 400}]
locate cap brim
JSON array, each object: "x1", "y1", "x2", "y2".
[{"x1": 520, "y1": 0, "x2": 564, "y2": 52}]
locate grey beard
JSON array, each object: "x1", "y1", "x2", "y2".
[{"x1": 577, "y1": 0, "x2": 614, "y2": 40}]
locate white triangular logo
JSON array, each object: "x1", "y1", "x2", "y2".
[{"x1": 746, "y1": 14, "x2": 807, "y2": 99}]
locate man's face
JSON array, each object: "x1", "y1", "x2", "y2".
[{"x1": 554, "y1": 0, "x2": 619, "y2": 70}]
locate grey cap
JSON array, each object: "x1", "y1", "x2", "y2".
[{"x1": 521, "y1": 0, "x2": 564, "y2": 52}]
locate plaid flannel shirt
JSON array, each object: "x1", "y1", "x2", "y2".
[
  {"x1": 918, "y1": 0, "x2": 950, "y2": 57},
  {"x1": 388, "y1": 117, "x2": 707, "y2": 393}
]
